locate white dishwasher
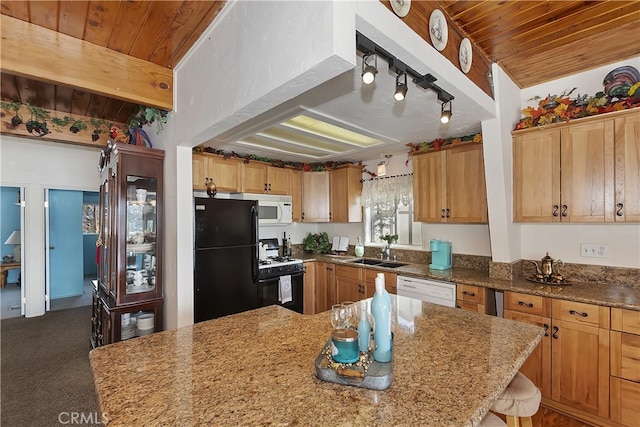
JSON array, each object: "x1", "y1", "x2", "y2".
[{"x1": 396, "y1": 276, "x2": 457, "y2": 307}]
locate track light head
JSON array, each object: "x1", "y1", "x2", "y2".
[
  {"x1": 440, "y1": 100, "x2": 453, "y2": 124},
  {"x1": 362, "y1": 54, "x2": 378, "y2": 85},
  {"x1": 394, "y1": 73, "x2": 408, "y2": 101}
]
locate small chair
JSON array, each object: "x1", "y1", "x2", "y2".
[
  {"x1": 491, "y1": 372, "x2": 541, "y2": 427},
  {"x1": 478, "y1": 412, "x2": 507, "y2": 427}
]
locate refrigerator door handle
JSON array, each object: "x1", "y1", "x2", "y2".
[{"x1": 251, "y1": 205, "x2": 259, "y2": 282}]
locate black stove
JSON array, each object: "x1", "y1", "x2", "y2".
[{"x1": 258, "y1": 256, "x2": 303, "y2": 279}]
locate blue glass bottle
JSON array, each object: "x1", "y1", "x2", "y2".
[{"x1": 371, "y1": 275, "x2": 392, "y2": 362}]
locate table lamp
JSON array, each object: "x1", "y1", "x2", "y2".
[{"x1": 4, "y1": 230, "x2": 21, "y2": 262}]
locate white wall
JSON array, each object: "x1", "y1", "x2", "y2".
[
  {"x1": 518, "y1": 57, "x2": 640, "y2": 268},
  {"x1": 0, "y1": 136, "x2": 100, "y2": 317}
]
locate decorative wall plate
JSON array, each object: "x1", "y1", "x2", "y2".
[
  {"x1": 391, "y1": 0, "x2": 411, "y2": 18},
  {"x1": 429, "y1": 9, "x2": 448, "y2": 51},
  {"x1": 459, "y1": 38, "x2": 472, "y2": 73}
]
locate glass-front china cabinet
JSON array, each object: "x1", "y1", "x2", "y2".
[{"x1": 91, "y1": 141, "x2": 164, "y2": 348}]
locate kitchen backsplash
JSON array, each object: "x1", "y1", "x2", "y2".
[{"x1": 291, "y1": 244, "x2": 639, "y2": 288}]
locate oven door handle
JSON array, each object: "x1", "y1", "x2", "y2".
[{"x1": 258, "y1": 271, "x2": 303, "y2": 284}]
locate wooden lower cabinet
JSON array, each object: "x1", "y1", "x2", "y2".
[
  {"x1": 610, "y1": 308, "x2": 640, "y2": 426},
  {"x1": 363, "y1": 269, "x2": 396, "y2": 296},
  {"x1": 314, "y1": 262, "x2": 335, "y2": 313},
  {"x1": 504, "y1": 292, "x2": 612, "y2": 423},
  {"x1": 456, "y1": 283, "x2": 495, "y2": 314},
  {"x1": 335, "y1": 265, "x2": 365, "y2": 303},
  {"x1": 503, "y1": 309, "x2": 552, "y2": 397},
  {"x1": 303, "y1": 261, "x2": 316, "y2": 315}
]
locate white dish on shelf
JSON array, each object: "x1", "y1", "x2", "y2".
[{"x1": 126, "y1": 242, "x2": 155, "y2": 252}]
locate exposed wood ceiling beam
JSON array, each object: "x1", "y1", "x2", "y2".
[{"x1": 0, "y1": 15, "x2": 173, "y2": 111}]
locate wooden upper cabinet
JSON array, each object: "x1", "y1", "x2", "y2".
[
  {"x1": 241, "y1": 162, "x2": 267, "y2": 193},
  {"x1": 413, "y1": 150, "x2": 446, "y2": 222},
  {"x1": 290, "y1": 169, "x2": 302, "y2": 222},
  {"x1": 560, "y1": 120, "x2": 614, "y2": 222},
  {"x1": 266, "y1": 166, "x2": 289, "y2": 195},
  {"x1": 193, "y1": 154, "x2": 241, "y2": 192},
  {"x1": 614, "y1": 112, "x2": 640, "y2": 222},
  {"x1": 302, "y1": 171, "x2": 330, "y2": 222},
  {"x1": 239, "y1": 162, "x2": 289, "y2": 195},
  {"x1": 513, "y1": 129, "x2": 561, "y2": 222},
  {"x1": 413, "y1": 144, "x2": 487, "y2": 223},
  {"x1": 446, "y1": 144, "x2": 488, "y2": 223},
  {"x1": 330, "y1": 164, "x2": 363, "y2": 223},
  {"x1": 513, "y1": 110, "x2": 640, "y2": 223}
]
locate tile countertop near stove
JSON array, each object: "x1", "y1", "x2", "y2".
[
  {"x1": 90, "y1": 298, "x2": 543, "y2": 427},
  {"x1": 303, "y1": 254, "x2": 640, "y2": 312}
]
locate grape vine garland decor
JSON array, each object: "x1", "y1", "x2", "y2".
[{"x1": 0, "y1": 100, "x2": 168, "y2": 144}]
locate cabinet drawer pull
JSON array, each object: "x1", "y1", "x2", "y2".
[
  {"x1": 616, "y1": 203, "x2": 624, "y2": 216},
  {"x1": 518, "y1": 301, "x2": 534, "y2": 308},
  {"x1": 569, "y1": 309, "x2": 588, "y2": 318},
  {"x1": 543, "y1": 323, "x2": 549, "y2": 337},
  {"x1": 552, "y1": 205, "x2": 559, "y2": 217},
  {"x1": 552, "y1": 326, "x2": 559, "y2": 339},
  {"x1": 561, "y1": 204, "x2": 568, "y2": 217},
  {"x1": 463, "y1": 291, "x2": 476, "y2": 297}
]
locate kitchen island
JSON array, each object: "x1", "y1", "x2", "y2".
[{"x1": 90, "y1": 295, "x2": 543, "y2": 426}]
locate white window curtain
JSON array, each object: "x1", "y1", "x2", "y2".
[{"x1": 361, "y1": 174, "x2": 413, "y2": 211}]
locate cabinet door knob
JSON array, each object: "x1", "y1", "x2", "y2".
[
  {"x1": 552, "y1": 326, "x2": 559, "y2": 339},
  {"x1": 446, "y1": 208, "x2": 450, "y2": 218},
  {"x1": 561, "y1": 205, "x2": 568, "y2": 217},
  {"x1": 543, "y1": 323, "x2": 549, "y2": 337},
  {"x1": 552, "y1": 205, "x2": 559, "y2": 217},
  {"x1": 616, "y1": 203, "x2": 624, "y2": 216},
  {"x1": 441, "y1": 209, "x2": 445, "y2": 219}
]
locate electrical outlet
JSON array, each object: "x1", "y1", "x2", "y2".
[{"x1": 580, "y1": 243, "x2": 608, "y2": 258}]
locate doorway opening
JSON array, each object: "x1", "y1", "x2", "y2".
[
  {"x1": 46, "y1": 189, "x2": 99, "y2": 312},
  {"x1": 0, "y1": 186, "x2": 24, "y2": 319}
]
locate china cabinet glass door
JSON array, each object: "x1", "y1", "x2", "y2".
[{"x1": 125, "y1": 175, "x2": 158, "y2": 297}]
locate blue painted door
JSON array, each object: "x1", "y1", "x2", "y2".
[{"x1": 48, "y1": 189, "x2": 83, "y2": 299}]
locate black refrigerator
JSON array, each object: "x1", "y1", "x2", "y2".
[{"x1": 194, "y1": 197, "x2": 259, "y2": 323}]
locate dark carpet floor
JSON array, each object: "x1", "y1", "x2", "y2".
[{"x1": 1, "y1": 306, "x2": 100, "y2": 426}]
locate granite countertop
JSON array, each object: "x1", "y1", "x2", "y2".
[
  {"x1": 90, "y1": 297, "x2": 543, "y2": 427},
  {"x1": 305, "y1": 255, "x2": 640, "y2": 311}
]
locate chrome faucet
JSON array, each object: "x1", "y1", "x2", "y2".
[{"x1": 381, "y1": 244, "x2": 391, "y2": 260}]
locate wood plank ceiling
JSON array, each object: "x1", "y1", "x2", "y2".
[{"x1": 1, "y1": 0, "x2": 638, "y2": 124}]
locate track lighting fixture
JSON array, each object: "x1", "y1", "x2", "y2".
[
  {"x1": 394, "y1": 72, "x2": 408, "y2": 101},
  {"x1": 356, "y1": 31, "x2": 455, "y2": 112},
  {"x1": 362, "y1": 53, "x2": 378, "y2": 85},
  {"x1": 440, "y1": 100, "x2": 452, "y2": 123}
]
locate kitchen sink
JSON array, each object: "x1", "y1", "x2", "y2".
[
  {"x1": 377, "y1": 262, "x2": 408, "y2": 268},
  {"x1": 346, "y1": 259, "x2": 408, "y2": 268},
  {"x1": 347, "y1": 258, "x2": 384, "y2": 265}
]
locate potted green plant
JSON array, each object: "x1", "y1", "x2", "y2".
[
  {"x1": 380, "y1": 234, "x2": 398, "y2": 245},
  {"x1": 302, "y1": 232, "x2": 331, "y2": 254}
]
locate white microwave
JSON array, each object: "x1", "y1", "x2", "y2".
[{"x1": 229, "y1": 193, "x2": 293, "y2": 225}]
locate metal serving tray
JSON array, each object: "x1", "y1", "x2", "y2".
[{"x1": 314, "y1": 338, "x2": 392, "y2": 390}]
